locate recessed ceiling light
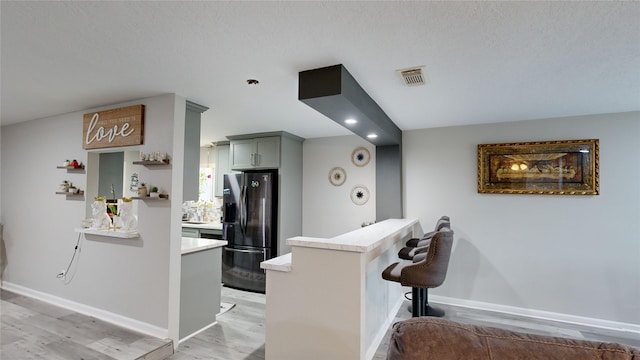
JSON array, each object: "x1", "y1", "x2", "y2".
[
  {"x1": 345, "y1": 118, "x2": 357, "y2": 125},
  {"x1": 367, "y1": 133, "x2": 378, "y2": 139}
]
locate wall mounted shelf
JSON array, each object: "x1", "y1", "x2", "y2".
[
  {"x1": 56, "y1": 191, "x2": 84, "y2": 196},
  {"x1": 75, "y1": 228, "x2": 139, "y2": 239},
  {"x1": 132, "y1": 194, "x2": 169, "y2": 200},
  {"x1": 56, "y1": 165, "x2": 85, "y2": 172},
  {"x1": 133, "y1": 159, "x2": 170, "y2": 166}
]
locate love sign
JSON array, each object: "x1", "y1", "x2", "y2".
[{"x1": 83, "y1": 105, "x2": 145, "y2": 149}]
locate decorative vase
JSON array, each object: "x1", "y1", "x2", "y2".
[{"x1": 138, "y1": 186, "x2": 147, "y2": 197}]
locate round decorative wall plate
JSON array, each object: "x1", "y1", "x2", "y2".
[
  {"x1": 328, "y1": 167, "x2": 347, "y2": 186},
  {"x1": 350, "y1": 185, "x2": 370, "y2": 205},
  {"x1": 352, "y1": 147, "x2": 370, "y2": 167}
]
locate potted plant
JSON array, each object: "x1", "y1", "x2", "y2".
[{"x1": 150, "y1": 186, "x2": 159, "y2": 198}]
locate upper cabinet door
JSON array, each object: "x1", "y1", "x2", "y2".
[
  {"x1": 230, "y1": 139, "x2": 256, "y2": 170},
  {"x1": 254, "y1": 137, "x2": 280, "y2": 169},
  {"x1": 230, "y1": 136, "x2": 280, "y2": 170}
]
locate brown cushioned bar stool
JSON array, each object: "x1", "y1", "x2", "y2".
[
  {"x1": 398, "y1": 216, "x2": 450, "y2": 261},
  {"x1": 382, "y1": 227, "x2": 454, "y2": 317}
]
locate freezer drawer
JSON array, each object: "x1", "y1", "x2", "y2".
[{"x1": 222, "y1": 246, "x2": 271, "y2": 293}]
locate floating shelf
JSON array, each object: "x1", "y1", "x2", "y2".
[
  {"x1": 75, "y1": 228, "x2": 139, "y2": 239},
  {"x1": 56, "y1": 191, "x2": 84, "y2": 196},
  {"x1": 132, "y1": 194, "x2": 169, "y2": 200},
  {"x1": 133, "y1": 159, "x2": 170, "y2": 166},
  {"x1": 56, "y1": 165, "x2": 85, "y2": 171}
]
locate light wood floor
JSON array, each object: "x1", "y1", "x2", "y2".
[
  {"x1": 173, "y1": 287, "x2": 640, "y2": 359},
  {"x1": 2, "y1": 286, "x2": 639, "y2": 360},
  {"x1": 0, "y1": 289, "x2": 173, "y2": 359}
]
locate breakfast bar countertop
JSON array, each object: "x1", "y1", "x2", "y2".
[
  {"x1": 181, "y1": 237, "x2": 227, "y2": 255},
  {"x1": 286, "y1": 218, "x2": 419, "y2": 253}
]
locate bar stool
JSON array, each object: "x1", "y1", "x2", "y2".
[
  {"x1": 405, "y1": 216, "x2": 450, "y2": 247},
  {"x1": 398, "y1": 217, "x2": 450, "y2": 261},
  {"x1": 382, "y1": 227, "x2": 454, "y2": 317}
]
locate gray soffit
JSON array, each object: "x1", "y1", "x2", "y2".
[{"x1": 299, "y1": 64, "x2": 401, "y2": 146}]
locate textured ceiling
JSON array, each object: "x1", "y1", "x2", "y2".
[{"x1": 1, "y1": 1, "x2": 639, "y2": 144}]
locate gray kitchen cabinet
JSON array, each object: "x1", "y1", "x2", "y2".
[
  {"x1": 182, "y1": 227, "x2": 200, "y2": 238},
  {"x1": 214, "y1": 142, "x2": 231, "y2": 197},
  {"x1": 184, "y1": 101, "x2": 209, "y2": 201},
  {"x1": 229, "y1": 136, "x2": 280, "y2": 170}
]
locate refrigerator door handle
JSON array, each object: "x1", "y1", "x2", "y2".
[
  {"x1": 240, "y1": 185, "x2": 248, "y2": 233},
  {"x1": 225, "y1": 247, "x2": 265, "y2": 254}
]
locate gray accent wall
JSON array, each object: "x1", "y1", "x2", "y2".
[{"x1": 376, "y1": 144, "x2": 402, "y2": 221}]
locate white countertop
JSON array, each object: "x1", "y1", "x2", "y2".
[
  {"x1": 181, "y1": 221, "x2": 223, "y2": 230},
  {"x1": 260, "y1": 253, "x2": 292, "y2": 272},
  {"x1": 181, "y1": 237, "x2": 227, "y2": 255},
  {"x1": 286, "y1": 218, "x2": 419, "y2": 253}
]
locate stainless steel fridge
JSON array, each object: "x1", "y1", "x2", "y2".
[{"x1": 222, "y1": 170, "x2": 278, "y2": 293}]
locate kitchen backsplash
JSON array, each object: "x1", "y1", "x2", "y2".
[{"x1": 182, "y1": 198, "x2": 222, "y2": 223}]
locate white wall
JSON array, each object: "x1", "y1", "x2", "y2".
[
  {"x1": 302, "y1": 135, "x2": 376, "y2": 238},
  {"x1": 403, "y1": 111, "x2": 640, "y2": 325},
  {"x1": 0, "y1": 94, "x2": 184, "y2": 339}
]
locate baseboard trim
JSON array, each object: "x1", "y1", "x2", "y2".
[
  {"x1": 429, "y1": 294, "x2": 640, "y2": 334},
  {"x1": 2, "y1": 281, "x2": 169, "y2": 339},
  {"x1": 179, "y1": 320, "x2": 218, "y2": 344}
]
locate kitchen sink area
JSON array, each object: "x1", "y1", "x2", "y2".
[{"x1": 182, "y1": 200, "x2": 223, "y2": 239}]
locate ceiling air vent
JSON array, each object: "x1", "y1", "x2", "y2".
[{"x1": 397, "y1": 66, "x2": 428, "y2": 87}]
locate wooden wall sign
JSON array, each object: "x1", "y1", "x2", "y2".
[{"x1": 83, "y1": 105, "x2": 144, "y2": 150}]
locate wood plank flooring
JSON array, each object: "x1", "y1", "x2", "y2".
[
  {"x1": 0, "y1": 289, "x2": 173, "y2": 360},
  {"x1": 3, "y1": 286, "x2": 639, "y2": 360},
  {"x1": 173, "y1": 287, "x2": 640, "y2": 359}
]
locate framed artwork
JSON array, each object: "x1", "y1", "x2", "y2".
[
  {"x1": 83, "y1": 104, "x2": 144, "y2": 150},
  {"x1": 477, "y1": 139, "x2": 599, "y2": 195}
]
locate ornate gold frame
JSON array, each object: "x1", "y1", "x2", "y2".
[{"x1": 478, "y1": 139, "x2": 599, "y2": 195}]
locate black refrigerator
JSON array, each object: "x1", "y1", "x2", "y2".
[{"x1": 222, "y1": 170, "x2": 277, "y2": 293}]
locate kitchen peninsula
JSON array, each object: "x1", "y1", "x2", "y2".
[
  {"x1": 180, "y1": 237, "x2": 226, "y2": 340},
  {"x1": 261, "y1": 219, "x2": 422, "y2": 360}
]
